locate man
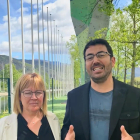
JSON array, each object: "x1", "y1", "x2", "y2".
[{"x1": 61, "y1": 39, "x2": 140, "y2": 140}]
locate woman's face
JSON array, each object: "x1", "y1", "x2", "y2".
[{"x1": 20, "y1": 86, "x2": 44, "y2": 113}]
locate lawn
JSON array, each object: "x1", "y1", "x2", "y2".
[
  {"x1": 0, "y1": 96, "x2": 67, "y2": 127},
  {"x1": 48, "y1": 96, "x2": 67, "y2": 127}
]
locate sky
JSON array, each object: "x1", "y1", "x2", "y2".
[
  {"x1": 0, "y1": 0, "x2": 132, "y2": 62},
  {"x1": 0, "y1": 0, "x2": 75, "y2": 62}
]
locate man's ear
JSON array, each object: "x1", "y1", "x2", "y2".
[{"x1": 111, "y1": 57, "x2": 115, "y2": 68}]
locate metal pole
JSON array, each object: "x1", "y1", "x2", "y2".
[
  {"x1": 7, "y1": 0, "x2": 13, "y2": 113},
  {"x1": 37, "y1": 0, "x2": 41, "y2": 75},
  {"x1": 50, "y1": 14, "x2": 53, "y2": 79},
  {"x1": 0, "y1": 81, "x2": 1, "y2": 91},
  {"x1": 60, "y1": 35, "x2": 62, "y2": 97},
  {"x1": 47, "y1": 7, "x2": 50, "y2": 100},
  {"x1": 56, "y1": 25, "x2": 58, "y2": 98},
  {"x1": 2, "y1": 63, "x2": 5, "y2": 91},
  {"x1": 4, "y1": 96, "x2": 5, "y2": 112},
  {"x1": 0, "y1": 97, "x2": 1, "y2": 114},
  {"x1": 31, "y1": 0, "x2": 34, "y2": 73},
  {"x1": 21, "y1": 0, "x2": 25, "y2": 74},
  {"x1": 53, "y1": 20, "x2": 56, "y2": 98},
  {"x1": 62, "y1": 38, "x2": 65, "y2": 96},
  {"x1": 42, "y1": 0, "x2": 46, "y2": 86},
  {"x1": 7, "y1": 78, "x2": 11, "y2": 113},
  {"x1": 52, "y1": 78, "x2": 54, "y2": 112},
  {"x1": 58, "y1": 30, "x2": 60, "y2": 97},
  {"x1": 66, "y1": 57, "x2": 69, "y2": 93}
]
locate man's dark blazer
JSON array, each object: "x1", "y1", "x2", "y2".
[{"x1": 61, "y1": 78, "x2": 140, "y2": 140}]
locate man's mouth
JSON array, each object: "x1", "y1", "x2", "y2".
[{"x1": 93, "y1": 67, "x2": 103, "y2": 71}]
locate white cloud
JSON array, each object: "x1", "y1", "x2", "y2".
[
  {"x1": 0, "y1": 0, "x2": 75, "y2": 58},
  {"x1": 16, "y1": 7, "x2": 29, "y2": 13}
]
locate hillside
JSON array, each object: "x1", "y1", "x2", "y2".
[
  {"x1": 0, "y1": 55, "x2": 64, "y2": 77},
  {"x1": 0, "y1": 55, "x2": 140, "y2": 78}
]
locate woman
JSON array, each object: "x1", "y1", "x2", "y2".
[{"x1": 0, "y1": 73, "x2": 60, "y2": 140}]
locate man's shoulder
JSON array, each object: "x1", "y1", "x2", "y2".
[
  {"x1": 114, "y1": 79, "x2": 140, "y2": 92},
  {"x1": 68, "y1": 81, "x2": 90, "y2": 95}
]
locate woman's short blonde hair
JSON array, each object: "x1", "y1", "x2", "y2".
[{"x1": 13, "y1": 73, "x2": 47, "y2": 115}]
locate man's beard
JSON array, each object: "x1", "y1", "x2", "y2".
[
  {"x1": 91, "y1": 70, "x2": 112, "y2": 83},
  {"x1": 90, "y1": 63, "x2": 112, "y2": 84}
]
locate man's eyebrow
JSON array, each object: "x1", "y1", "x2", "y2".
[
  {"x1": 86, "y1": 53, "x2": 94, "y2": 56},
  {"x1": 86, "y1": 51, "x2": 105, "y2": 56}
]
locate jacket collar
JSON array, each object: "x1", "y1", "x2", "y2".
[
  {"x1": 4, "y1": 113, "x2": 18, "y2": 140},
  {"x1": 109, "y1": 78, "x2": 127, "y2": 139},
  {"x1": 79, "y1": 81, "x2": 91, "y2": 140},
  {"x1": 47, "y1": 111, "x2": 60, "y2": 140}
]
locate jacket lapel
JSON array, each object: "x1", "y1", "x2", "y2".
[
  {"x1": 3, "y1": 114, "x2": 17, "y2": 140},
  {"x1": 80, "y1": 82, "x2": 91, "y2": 140},
  {"x1": 109, "y1": 79, "x2": 127, "y2": 139},
  {"x1": 47, "y1": 112, "x2": 61, "y2": 140}
]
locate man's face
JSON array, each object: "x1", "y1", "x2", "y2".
[{"x1": 85, "y1": 44, "x2": 115, "y2": 83}]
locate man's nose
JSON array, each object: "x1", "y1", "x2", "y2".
[{"x1": 92, "y1": 55, "x2": 99, "y2": 62}]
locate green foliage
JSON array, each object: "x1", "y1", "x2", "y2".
[
  {"x1": 87, "y1": 0, "x2": 140, "y2": 86},
  {"x1": 98, "y1": 0, "x2": 114, "y2": 16},
  {"x1": 66, "y1": 35, "x2": 81, "y2": 87},
  {"x1": 0, "y1": 64, "x2": 22, "y2": 87}
]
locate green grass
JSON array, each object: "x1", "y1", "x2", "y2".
[
  {"x1": 0, "y1": 96, "x2": 67, "y2": 127},
  {"x1": 47, "y1": 96, "x2": 67, "y2": 127}
]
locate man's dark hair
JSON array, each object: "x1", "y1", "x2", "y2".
[{"x1": 83, "y1": 39, "x2": 113, "y2": 59}]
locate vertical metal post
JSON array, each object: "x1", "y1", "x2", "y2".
[
  {"x1": 50, "y1": 14, "x2": 53, "y2": 79},
  {"x1": 21, "y1": 0, "x2": 25, "y2": 74},
  {"x1": 7, "y1": 0, "x2": 13, "y2": 112},
  {"x1": 62, "y1": 38, "x2": 65, "y2": 96},
  {"x1": 0, "y1": 80, "x2": 1, "y2": 91},
  {"x1": 60, "y1": 35, "x2": 62, "y2": 97},
  {"x1": 2, "y1": 63, "x2": 5, "y2": 91},
  {"x1": 0, "y1": 97, "x2": 1, "y2": 114},
  {"x1": 37, "y1": 0, "x2": 41, "y2": 75},
  {"x1": 52, "y1": 78, "x2": 53, "y2": 112},
  {"x1": 58, "y1": 30, "x2": 60, "y2": 97},
  {"x1": 31, "y1": 0, "x2": 34, "y2": 73},
  {"x1": 56, "y1": 25, "x2": 58, "y2": 98},
  {"x1": 47, "y1": 7, "x2": 50, "y2": 100},
  {"x1": 53, "y1": 20, "x2": 56, "y2": 98},
  {"x1": 7, "y1": 78, "x2": 11, "y2": 114},
  {"x1": 42, "y1": 0, "x2": 46, "y2": 85},
  {"x1": 4, "y1": 96, "x2": 5, "y2": 112}
]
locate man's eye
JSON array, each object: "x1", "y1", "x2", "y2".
[
  {"x1": 87, "y1": 56, "x2": 93, "y2": 60},
  {"x1": 98, "y1": 54, "x2": 105, "y2": 57}
]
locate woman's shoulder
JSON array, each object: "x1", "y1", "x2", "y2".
[
  {"x1": 47, "y1": 111, "x2": 58, "y2": 120},
  {"x1": 0, "y1": 113, "x2": 17, "y2": 125}
]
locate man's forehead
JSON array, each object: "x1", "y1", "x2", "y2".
[{"x1": 86, "y1": 44, "x2": 107, "y2": 53}]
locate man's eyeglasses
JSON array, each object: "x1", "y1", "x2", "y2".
[
  {"x1": 21, "y1": 90, "x2": 44, "y2": 98},
  {"x1": 85, "y1": 51, "x2": 111, "y2": 61}
]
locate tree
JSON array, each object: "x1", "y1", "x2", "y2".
[
  {"x1": 1, "y1": 64, "x2": 22, "y2": 87},
  {"x1": 66, "y1": 35, "x2": 81, "y2": 87},
  {"x1": 88, "y1": 0, "x2": 140, "y2": 86},
  {"x1": 109, "y1": 1, "x2": 140, "y2": 85}
]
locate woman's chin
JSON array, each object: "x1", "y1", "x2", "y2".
[{"x1": 29, "y1": 107, "x2": 40, "y2": 112}]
